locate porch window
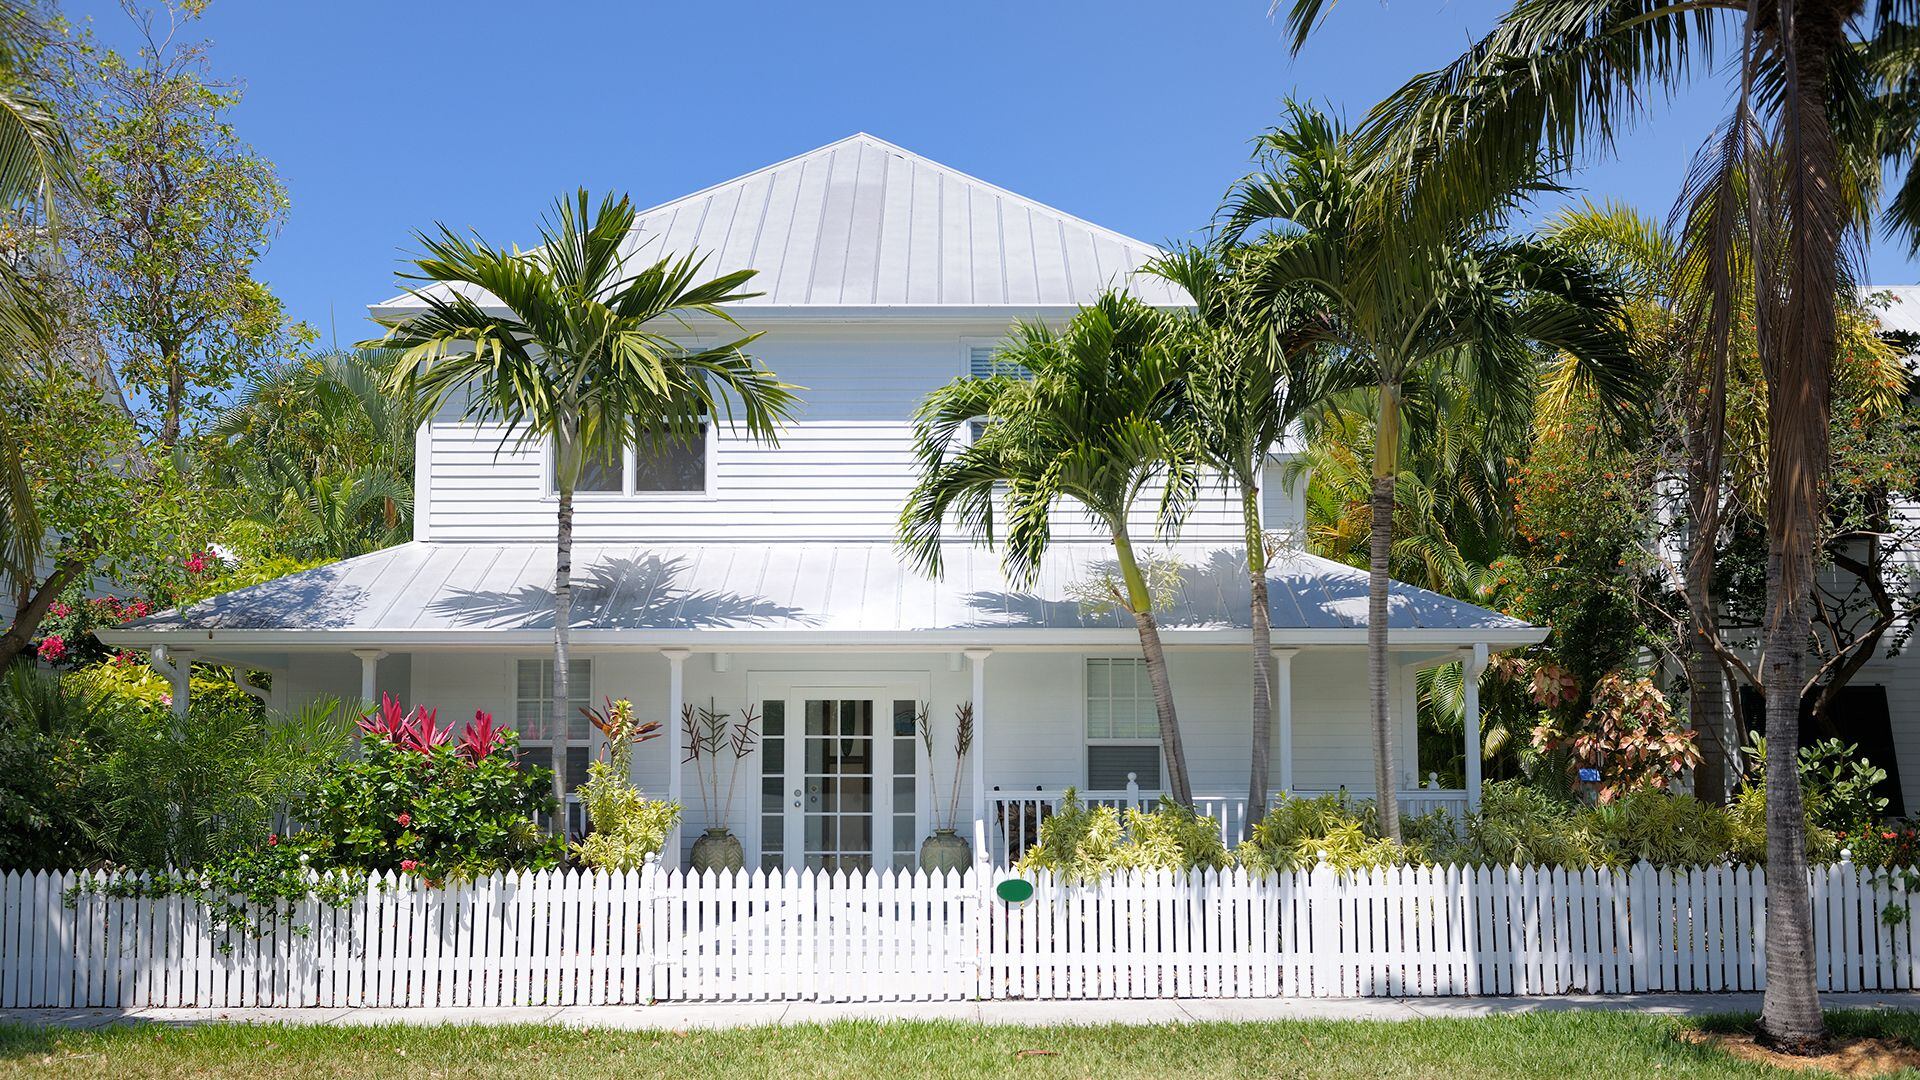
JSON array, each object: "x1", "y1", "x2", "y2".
[
  {"x1": 515, "y1": 658, "x2": 592, "y2": 792},
  {"x1": 1086, "y1": 658, "x2": 1161, "y2": 791}
]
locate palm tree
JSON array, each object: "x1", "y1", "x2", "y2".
[
  {"x1": 1281, "y1": 0, "x2": 1901, "y2": 1047},
  {"x1": 899, "y1": 291, "x2": 1201, "y2": 805},
  {"x1": 1147, "y1": 243, "x2": 1345, "y2": 827},
  {"x1": 1221, "y1": 103, "x2": 1642, "y2": 842},
  {"x1": 366, "y1": 190, "x2": 798, "y2": 828},
  {"x1": 0, "y1": 0, "x2": 69, "y2": 602},
  {"x1": 212, "y1": 349, "x2": 420, "y2": 559}
]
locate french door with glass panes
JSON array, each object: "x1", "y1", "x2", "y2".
[{"x1": 757, "y1": 687, "x2": 922, "y2": 872}]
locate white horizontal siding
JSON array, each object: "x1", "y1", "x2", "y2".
[{"x1": 424, "y1": 324, "x2": 1277, "y2": 545}]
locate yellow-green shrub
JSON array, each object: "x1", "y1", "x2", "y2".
[{"x1": 1236, "y1": 792, "x2": 1401, "y2": 874}]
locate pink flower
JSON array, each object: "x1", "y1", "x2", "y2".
[
  {"x1": 396, "y1": 812, "x2": 411, "y2": 828},
  {"x1": 400, "y1": 859, "x2": 418, "y2": 872},
  {"x1": 458, "y1": 710, "x2": 504, "y2": 763},
  {"x1": 357, "y1": 694, "x2": 410, "y2": 742},
  {"x1": 124, "y1": 600, "x2": 151, "y2": 619},
  {"x1": 400, "y1": 706, "x2": 450, "y2": 753},
  {"x1": 35, "y1": 634, "x2": 66, "y2": 662},
  {"x1": 184, "y1": 551, "x2": 208, "y2": 574},
  {"x1": 267, "y1": 834, "x2": 279, "y2": 847},
  {"x1": 47, "y1": 602, "x2": 70, "y2": 619}
]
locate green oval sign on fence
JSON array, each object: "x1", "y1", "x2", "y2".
[{"x1": 995, "y1": 878, "x2": 1035, "y2": 904}]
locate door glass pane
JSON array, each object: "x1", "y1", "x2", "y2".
[
  {"x1": 892, "y1": 698, "x2": 918, "y2": 869},
  {"x1": 760, "y1": 699, "x2": 785, "y2": 870},
  {"x1": 801, "y1": 697, "x2": 875, "y2": 873}
]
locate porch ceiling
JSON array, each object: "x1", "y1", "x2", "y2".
[{"x1": 100, "y1": 542, "x2": 1543, "y2": 651}]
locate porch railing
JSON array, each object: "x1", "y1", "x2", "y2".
[{"x1": 985, "y1": 776, "x2": 1468, "y2": 867}]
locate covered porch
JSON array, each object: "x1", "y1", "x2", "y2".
[{"x1": 102, "y1": 540, "x2": 1542, "y2": 870}]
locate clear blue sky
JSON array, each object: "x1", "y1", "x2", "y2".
[{"x1": 67, "y1": 0, "x2": 1920, "y2": 344}]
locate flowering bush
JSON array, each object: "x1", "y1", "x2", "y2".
[
  {"x1": 1842, "y1": 824, "x2": 1920, "y2": 869},
  {"x1": 31, "y1": 586, "x2": 156, "y2": 670},
  {"x1": 295, "y1": 696, "x2": 563, "y2": 881}
]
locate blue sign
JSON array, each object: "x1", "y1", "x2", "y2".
[{"x1": 1577, "y1": 768, "x2": 1602, "y2": 783}]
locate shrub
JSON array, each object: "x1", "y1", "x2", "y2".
[
  {"x1": 1122, "y1": 801, "x2": 1231, "y2": 873},
  {"x1": 1574, "y1": 791, "x2": 1732, "y2": 869},
  {"x1": 1741, "y1": 734, "x2": 1889, "y2": 832},
  {"x1": 1236, "y1": 792, "x2": 1400, "y2": 874},
  {"x1": 1842, "y1": 823, "x2": 1920, "y2": 868},
  {"x1": 295, "y1": 697, "x2": 563, "y2": 881},
  {"x1": 1017, "y1": 791, "x2": 1127, "y2": 882},
  {"x1": 571, "y1": 698, "x2": 678, "y2": 871},
  {"x1": 1462, "y1": 782, "x2": 1589, "y2": 867}
]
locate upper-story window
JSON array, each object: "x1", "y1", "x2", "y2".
[
  {"x1": 965, "y1": 343, "x2": 1028, "y2": 446},
  {"x1": 550, "y1": 422, "x2": 711, "y2": 496}
]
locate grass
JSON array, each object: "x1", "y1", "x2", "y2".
[{"x1": 3, "y1": 1010, "x2": 1920, "y2": 1079}]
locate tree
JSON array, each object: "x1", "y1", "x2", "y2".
[
  {"x1": 1221, "y1": 102, "x2": 1641, "y2": 841},
  {"x1": 0, "y1": 361, "x2": 199, "y2": 669},
  {"x1": 51, "y1": 1, "x2": 306, "y2": 449},
  {"x1": 0, "y1": 0, "x2": 69, "y2": 590},
  {"x1": 210, "y1": 349, "x2": 421, "y2": 560},
  {"x1": 1147, "y1": 243, "x2": 1344, "y2": 827},
  {"x1": 367, "y1": 190, "x2": 797, "y2": 830},
  {"x1": 1284, "y1": 0, "x2": 1898, "y2": 1048},
  {"x1": 899, "y1": 292, "x2": 1201, "y2": 805}
]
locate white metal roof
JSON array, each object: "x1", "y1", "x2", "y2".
[
  {"x1": 1868, "y1": 285, "x2": 1920, "y2": 339},
  {"x1": 371, "y1": 134, "x2": 1190, "y2": 318},
  {"x1": 103, "y1": 541, "x2": 1540, "y2": 650}
]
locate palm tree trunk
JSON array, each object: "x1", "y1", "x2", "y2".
[
  {"x1": 1369, "y1": 380, "x2": 1402, "y2": 843},
  {"x1": 1112, "y1": 527, "x2": 1194, "y2": 806},
  {"x1": 550, "y1": 478, "x2": 573, "y2": 840},
  {"x1": 1756, "y1": 0, "x2": 1845, "y2": 1050},
  {"x1": 1242, "y1": 480, "x2": 1274, "y2": 832},
  {"x1": 1684, "y1": 418, "x2": 1733, "y2": 803}
]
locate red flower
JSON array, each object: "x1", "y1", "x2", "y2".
[
  {"x1": 458, "y1": 710, "x2": 504, "y2": 763},
  {"x1": 400, "y1": 859, "x2": 418, "y2": 872},
  {"x1": 35, "y1": 634, "x2": 66, "y2": 662},
  {"x1": 184, "y1": 551, "x2": 208, "y2": 574},
  {"x1": 357, "y1": 694, "x2": 411, "y2": 742},
  {"x1": 267, "y1": 833, "x2": 279, "y2": 847},
  {"x1": 396, "y1": 812, "x2": 411, "y2": 828},
  {"x1": 399, "y1": 706, "x2": 449, "y2": 753},
  {"x1": 1885, "y1": 831, "x2": 1897, "y2": 841}
]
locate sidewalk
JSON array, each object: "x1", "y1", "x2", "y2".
[{"x1": 6, "y1": 992, "x2": 1920, "y2": 1031}]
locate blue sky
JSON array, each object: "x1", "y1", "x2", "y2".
[{"x1": 67, "y1": 0, "x2": 1920, "y2": 343}]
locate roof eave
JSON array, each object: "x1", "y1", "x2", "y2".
[{"x1": 97, "y1": 625, "x2": 1547, "y2": 652}]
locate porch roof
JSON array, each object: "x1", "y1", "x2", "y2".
[{"x1": 102, "y1": 541, "x2": 1542, "y2": 650}]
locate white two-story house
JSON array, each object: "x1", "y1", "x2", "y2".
[{"x1": 102, "y1": 134, "x2": 1543, "y2": 869}]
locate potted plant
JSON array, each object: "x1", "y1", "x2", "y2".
[
  {"x1": 682, "y1": 700, "x2": 757, "y2": 872},
  {"x1": 918, "y1": 701, "x2": 975, "y2": 873}
]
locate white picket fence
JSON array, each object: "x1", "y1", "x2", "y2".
[{"x1": 2, "y1": 860, "x2": 1915, "y2": 1008}]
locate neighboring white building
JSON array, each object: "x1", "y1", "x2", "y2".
[{"x1": 101, "y1": 134, "x2": 1542, "y2": 868}]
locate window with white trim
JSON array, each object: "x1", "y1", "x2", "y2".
[
  {"x1": 548, "y1": 423, "x2": 709, "y2": 495},
  {"x1": 968, "y1": 343, "x2": 1027, "y2": 380},
  {"x1": 1086, "y1": 658, "x2": 1162, "y2": 791},
  {"x1": 516, "y1": 658, "x2": 592, "y2": 791}
]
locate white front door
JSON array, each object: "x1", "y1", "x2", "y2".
[{"x1": 756, "y1": 685, "x2": 922, "y2": 872}]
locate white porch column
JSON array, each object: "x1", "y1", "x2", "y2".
[
  {"x1": 1463, "y1": 643, "x2": 1489, "y2": 812},
  {"x1": 965, "y1": 648, "x2": 992, "y2": 840},
  {"x1": 351, "y1": 649, "x2": 387, "y2": 706},
  {"x1": 1273, "y1": 647, "x2": 1297, "y2": 798},
  {"x1": 662, "y1": 647, "x2": 690, "y2": 870},
  {"x1": 148, "y1": 646, "x2": 191, "y2": 722}
]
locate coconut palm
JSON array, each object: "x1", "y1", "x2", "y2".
[
  {"x1": 1282, "y1": 0, "x2": 1906, "y2": 1047},
  {"x1": 1146, "y1": 243, "x2": 1347, "y2": 827},
  {"x1": 899, "y1": 291, "x2": 1201, "y2": 805},
  {"x1": 1221, "y1": 102, "x2": 1642, "y2": 842},
  {"x1": 366, "y1": 190, "x2": 798, "y2": 827}
]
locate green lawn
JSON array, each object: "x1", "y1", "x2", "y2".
[{"x1": 0, "y1": 1010, "x2": 1913, "y2": 1079}]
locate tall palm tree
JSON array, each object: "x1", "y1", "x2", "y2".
[
  {"x1": 899, "y1": 291, "x2": 1201, "y2": 805},
  {"x1": 366, "y1": 190, "x2": 798, "y2": 827},
  {"x1": 1147, "y1": 243, "x2": 1345, "y2": 827},
  {"x1": 1221, "y1": 102, "x2": 1642, "y2": 841},
  {"x1": 1285, "y1": 0, "x2": 1905, "y2": 1041}
]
